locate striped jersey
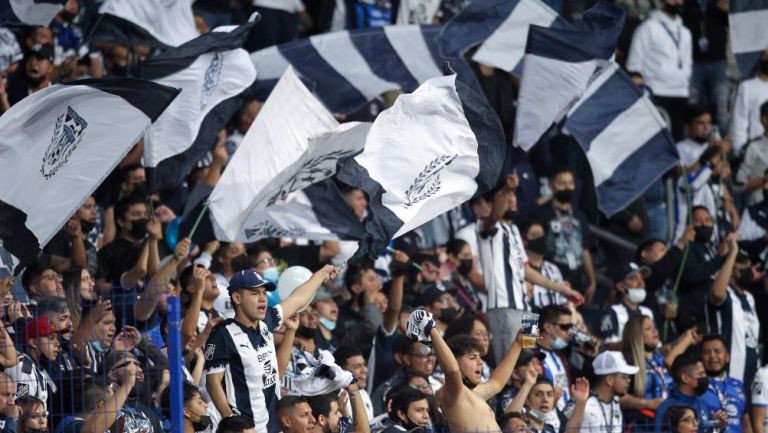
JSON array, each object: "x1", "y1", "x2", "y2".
[
  {"x1": 204, "y1": 306, "x2": 283, "y2": 433},
  {"x1": 476, "y1": 220, "x2": 529, "y2": 311}
]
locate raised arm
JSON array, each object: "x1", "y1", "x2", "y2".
[
  {"x1": 280, "y1": 265, "x2": 339, "y2": 318},
  {"x1": 474, "y1": 330, "x2": 523, "y2": 400},
  {"x1": 710, "y1": 233, "x2": 739, "y2": 305},
  {"x1": 135, "y1": 238, "x2": 190, "y2": 322},
  {"x1": 430, "y1": 325, "x2": 462, "y2": 406},
  {"x1": 524, "y1": 266, "x2": 584, "y2": 305},
  {"x1": 484, "y1": 173, "x2": 517, "y2": 232},
  {"x1": 564, "y1": 378, "x2": 590, "y2": 432},
  {"x1": 507, "y1": 365, "x2": 537, "y2": 413},
  {"x1": 182, "y1": 266, "x2": 209, "y2": 342},
  {"x1": 277, "y1": 314, "x2": 299, "y2": 378},
  {"x1": 81, "y1": 362, "x2": 136, "y2": 433},
  {"x1": 383, "y1": 251, "x2": 409, "y2": 333}
]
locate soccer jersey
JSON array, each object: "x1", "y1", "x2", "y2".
[{"x1": 204, "y1": 306, "x2": 283, "y2": 433}]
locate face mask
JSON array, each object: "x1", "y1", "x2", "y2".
[
  {"x1": 527, "y1": 408, "x2": 557, "y2": 424},
  {"x1": 60, "y1": 10, "x2": 77, "y2": 21},
  {"x1": 692, "y1": 135, "x2": 709, "y2": 144},
  {"x1": 131, "y1": 181, "x2": 148, "y2": 196},
  {"x1": 553, "y1": 189, "x2": 573, "y2": 204},
  {"x1": 80, "y1": 219, "x2": 95, "y2": 235},
  {"x1": 760, "y1": 59, "x2": 768, "y2": 74},
  {"x1": 262, "y1": 267, "x2": 279, "y2": 284},
  {"x1": 192, "y1": 415, "x2": 212, "y2": 432},
  {"x1": 694, "y1": 377, "x2": 709, "y2": 396},
  {"x1": 439, "y1": 307, "x2": 458, "y2": 323},
  {"x1": 319, "y1": 317, "x2": 336, "y2": 331},
  {"x1": 694, "y1": 225, "x2": 713, "y2": 243},
  {"x1": 230, "y1": 254, "x2": 250, "y2": 273},
  {"x1": 736, "y1": 268, "x2": 754, "y2": 288},
  {"x1": 28, "y1": 429, "x2": 47, "y2": 433},
  {"x1": 706, "y1": 366, "x2": 727, "y2": 377},
  {"x1": 503, "y1": 210, "x2": 517, "y2": 221},
  {"x1": 644, "y1": 343, "x2": 658, "y2": 352},
  {"x1": 626, "y1": 288, "x2": 647, "y2": 304},
  {"x1": 457, "y1": 259, "x2": 473, "y2": 276},
  {"x1": 92, "y1": 340, "x2": 105, "y2": 352},
  {"x1": 111, "y1": 64, "x2": 128, "y2": 77},
  {"x1": 128, "y1": 218, "x2": 148, "y2": 239},
  {"x1": 527, "y1": 237, "x2": 547, "y2": 255},
  {"x1": 662, "y1": 3, "x2": 683, "y2": 14},
  {"x1": 552, "y1": 337, "x2": 569, "y2": 350}
]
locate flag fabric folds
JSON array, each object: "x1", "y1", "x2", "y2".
[
  {"x1": 336, "y1": 74, "x2": 507, "y2": 259},
  {"x1": 0, "y1": 0, "x2": 66, "y2": 26},
  {"x1": 209, "y1": 67, "x2": 368, "y2": 243},
  {"x1": 563, "y1": 63, "x2": 679, "y2": 216},
  {"x1": 439, "y1": 0, "x2": 573, "y2": 74},
  {"x1": 140, "y1": 21, "x2": 257, "y2": 191},
  {"x1": 249, "y1": 25, "x2": 481, "y2": 114},
  {"x1": 0, "y1": 78, "x2": 179, "y2": 267},
  {"x1": 514, "y1": 1, "x2": 625, "y2": 150},
  {"x1": 92, "y1": 0, "x2": 198, "y2": 48},
  {"x1": 729, "y1": 0, "x2": 768, "y2": 77}
]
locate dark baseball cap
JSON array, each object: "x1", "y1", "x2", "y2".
[
  {"x1": 228, "y1": 270, "x2": 275, "y2": 294},
  {"x1": 420, "y1": 283, "x2": 455, "y2": 306},
  {"x1": 26, "y1": 44, "x2": 54, "y2": 63},
  {"x1": 612, "y1": 261, "x2": 651, "y2": 284},
  {"x1": 515, "y1": 349, "x2": 546, "y2": 368}
]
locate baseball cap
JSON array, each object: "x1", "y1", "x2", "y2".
[
  {"x1": 25, "y1": 317, "x2": 65, "y2": 341},
  {"x1": 419, "y1": 283, "x2": 455, "y2": 306},
  {"x1": 228, "y1": 270, "x2": 275, "y2": 294},
  {"x1": 515, "y1": 349, "x2": 546, "y2": 368},
  {"x1": 593, "y1": 351, "x2": 639, "y2": 375},
  {"x1": 26, "y1": 44, "x2": 54, "y2": 63},
  {"x1": 104, "y1": 350, "x2": 139, "y2": 372},
  {"x1": 612, "y1": 261, "x2": 651, "y2": 284}
]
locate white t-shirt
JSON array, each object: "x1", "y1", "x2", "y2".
[
  {"x1": 213, "y1": 273, "x2": 234, "y2": 319},
  {"x1": 253, "y1": 0, "x2": 304, "y2": 12},
  {"x1": 751, "y1": 365, "x2": 768, "y2": 432},
  {"x1": 580, "y1": 396, "x2": 622, "y2": 433}
]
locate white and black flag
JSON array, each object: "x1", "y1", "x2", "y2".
[
  {"x1": 336, "y1": 73, "x2": 507, "y2": 259},
  {"x1": 209, "y1": 67, "x2": 369, "y2": 243},
  {"x1": 140, "y1": 20, "x2": 257, "y2": 192},
  {"x1": 0, "y1": 0, "x2": 66, "y2": 26},
  {"x1": 0, "y1": 78, "x2": 179, "y2": 269},
  {"x1": 91, "y1": 0, "x2": 198, "y2": 48}
]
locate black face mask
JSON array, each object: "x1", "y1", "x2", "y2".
[
  {"x1": 439, "y1": 307, "x2": 459, "y2": 323},
  {"x1": 60, "y1": 10, "x2": 78, "y2": 22},
  {"x1": 503, "y1": 210, "x2": 517, "y2": 221},
  {"x1": 192, "y1": 416, "x2": 212, "y2": 432},
  {"x1": 662, "y1": 3, "x2": 683, "y2": 15},
  {"x1": 694, "y1": 225, "x2": 714, "y2": 243},
  {"x1": 131, "y1": 181, "x2": 148, "y2": 196},
  {"x1": 457, "y1": 259, "x2": 473, "y2": 276},
  {"x1": 644, "y1": 343, "x2": 658, "y2": 352},
  {"x1": 553, "y1": 189, "x2": 573, "y2": 204},
  {"x1": 80, "y1": 219, "x2": 96, "y2": 235},
  {"x1": 27, "y1": 429, "x2": 47, "y2": 433},
  {"x1": 706, "y1": 366, "x2": 728, "y2": 377},
  {"x1": 736, "y1": 268, "x2": 754, "y2": 288},
  {"x1": 692, "y1": 135, "x2": 709, "y2": 144},
  {"x1": 693, "y1": 377, "x2": 710, "y2": 396},
  {"x1": 527, "y1": 237, "x2": 547, "y2": 255},
  {"x1": 27, "y1": 74, "x2": 47, "y2": 87},
  {"x1": 230, "y1": 254, "x2": 251, "y2": 273},
  {"x1": 128, "y1": 218, "x2": 148, "y2": 239},
  {"x1": 759, "y1": 59, "x2": 768, "y2": 75}
]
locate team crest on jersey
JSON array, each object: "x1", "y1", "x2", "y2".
[
  {"x1": 200, "y1": 53, "x2": 223, "y2": 110},
  {"x1": 15, "y1": 383, "x2": 28, "y2": 398},
  {"x1": 600, "y1": 315, "x2": 613, "y2": 332},
  {"x1": 404, "y1": 154, "x2": 457, "y2": 208},
  {"x1": 42, "y1": 106, "x2": 88, "y2": 179},
  {"x1": 205, "y1": 344, "x2": 215, "y2": 360}
]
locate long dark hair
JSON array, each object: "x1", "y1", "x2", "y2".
[
  {"x1": 662, "y1": 405, "x2": 697, "y2": 433},
  {"x1": 63, "y1": 266, "x2": 85, "y2": 330}
]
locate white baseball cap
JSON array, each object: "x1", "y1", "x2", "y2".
[{"x1": 593, "y1": 351, "x2": 640, "y2": 375}]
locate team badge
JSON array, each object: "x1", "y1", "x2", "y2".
[{"x1": 42, "y1": 106, "x2": 88, "y2": 179}]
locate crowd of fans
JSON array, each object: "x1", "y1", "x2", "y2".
[{"x1": 1, "y1": 0, "x2": 768, "y2": 433}]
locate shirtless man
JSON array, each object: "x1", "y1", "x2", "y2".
[{"x1": 406, "y1": 309, "x2": 523, "y2": 432}]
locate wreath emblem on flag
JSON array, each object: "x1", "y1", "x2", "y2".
[
  {"x1": 42, "y1": 106, "x2": 88, "y2": 179},
  {"x1": 200, "y1": 52, "x2": 223, "y2": 110},
  {"x1": 404, "y1": 154, "x2": 457, "y2": 208},
  {"x1": 245, "y1": 222, "x2": 306, "y2": 240}
]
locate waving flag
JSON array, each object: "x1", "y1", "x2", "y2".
[
  {"x1": 439, "y1": 0, "x2": 573, "y2": 75},
  {"x1": 141, "y1": 21, "x2": 257, "y2": 192},
  {"x1": 210, "y1": 67, "x2": 368, "y2": 242},
  {"x1": 92, "y1": 0, "x2": 198, "y2": 48},
  {"x1": 336, "y1": 74, "x2": 507, "y2": 259},
  {"x1": 563, "y1": 63, "x2": 679, "y2": 216},
  {"x1": 250, "y1": 25, "x2": 481, "y2": 114},
  {"x1": 0, "y1": 0, "x2": 66, "y2": 26},
  {"x1": 514, "y1": 1, "x2": 625, "y2": 150},
  {"x1": 729, "y1": 0, "x2": 768, "y2": 77},
  {"x1": 0, "y1": 78, "x2": 179, "y2": 268}
]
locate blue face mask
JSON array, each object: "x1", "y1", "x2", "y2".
[
  {"x1": 92, "y1": 340, "x2": 106, "y2": 352},
  {"x1": 319, "y1": 317, "x2": 336, "y2": 331},
  {"x1": 552, "y1": 337, "x2": 569, "y2": 350},
  {"x1": 262, "y1": 267, "x2": 279, "y2": 284}
]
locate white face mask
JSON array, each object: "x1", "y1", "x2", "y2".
[{"x1": 627, "y1": 288, "x2": 647, "y2": 304}]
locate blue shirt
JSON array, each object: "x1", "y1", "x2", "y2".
[
  {"x1": 709, "y1": 376, "x2": 746, "y2": 433},
  {"x1": 655, "y1": 387, "x2": 721, "y2": 433},
  {"x1": 645, "y1": 352, "x2": 673, "y2": 399}
]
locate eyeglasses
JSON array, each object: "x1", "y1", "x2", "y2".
[
  {"x1": 679, "y1": 416, "x2": 699, "y2": 425},
  {"x1": 113, "y1": 359, "x2": 141, "y2": 369},
  {"x1": 256, "y1": 258, "x2": 276, "y2": 266},
  {"x1": 557, "y1": 323, "x2": 574, "y2": 331},
  {"x1": 409, "y1": 383, "x2": 432, "y2": 391}
]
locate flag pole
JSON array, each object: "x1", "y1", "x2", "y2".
[
  {"x1": 664, "y1": 163, "x2": 692, "y2": 340},
  {"x1": 187, "y1": 201, "x2": 210, "y2": 239},
  {"x1": 386, "y1": 247, "x2": 422, "y2": 271}
]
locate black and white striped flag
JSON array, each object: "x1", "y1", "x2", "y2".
[
  {"x1": 91, "y1": 0, "x2": 198, "y2": 48},
  {"x1": 0, "y1": 0, "x2": 66, "y2": 26},
  {"x1": 0, "y1": 78, "x2": 179, "y2": 268}
]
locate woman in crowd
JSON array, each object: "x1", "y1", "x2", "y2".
[
  {"x1": 16, "y1": 396, "x2": 48, "y2": 433},
  {"x1": 444, "y1": 314, "x2": 493, "y2": 379},
  {"x1": 442, "y1": 239, "x2": 484, "y2": 312},
  {"x1": 62, "y1": 266, "x2": 96, "y2": 331},
  {"x1": 661, "y1": 405, "x2": 700, "y2": 433}
]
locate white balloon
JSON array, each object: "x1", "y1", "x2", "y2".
[{"x1": 277, "y1": 266, "x2": 314, "y2": 312}]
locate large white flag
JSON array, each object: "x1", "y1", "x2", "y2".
[
  {"x1": 209, "y1": 67, "x2": 368, "y2": 242},
  {"x1": 95, "y1": 0, "x2": 198, "y2": 47},
  {"x1": 0, "y1": 78, "x2": 179, "y2": 267},
  {"x1": 0, "y1": 0, "x2": 66, "y2": 26}
]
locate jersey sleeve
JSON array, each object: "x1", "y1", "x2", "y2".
[
  {"x1": 600, "y1": 309, "x2": 621, "y2": 344},
  {"x1": 203, "y1": 324, "x2": 231, "y2": 375},
  {"x1": 265, "y1": 304, "x2": 284, "y2": 332},
  {"x1": 752, "y1": 368, "x2": 768, "y2": 406}
]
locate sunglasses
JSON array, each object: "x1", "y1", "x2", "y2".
[
  {"x1": 557, "y1": 323, "x2": 575, "y2": 331},
  {"x1": 113, "y1": 359, "x2": 140, "y2": 370}
]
